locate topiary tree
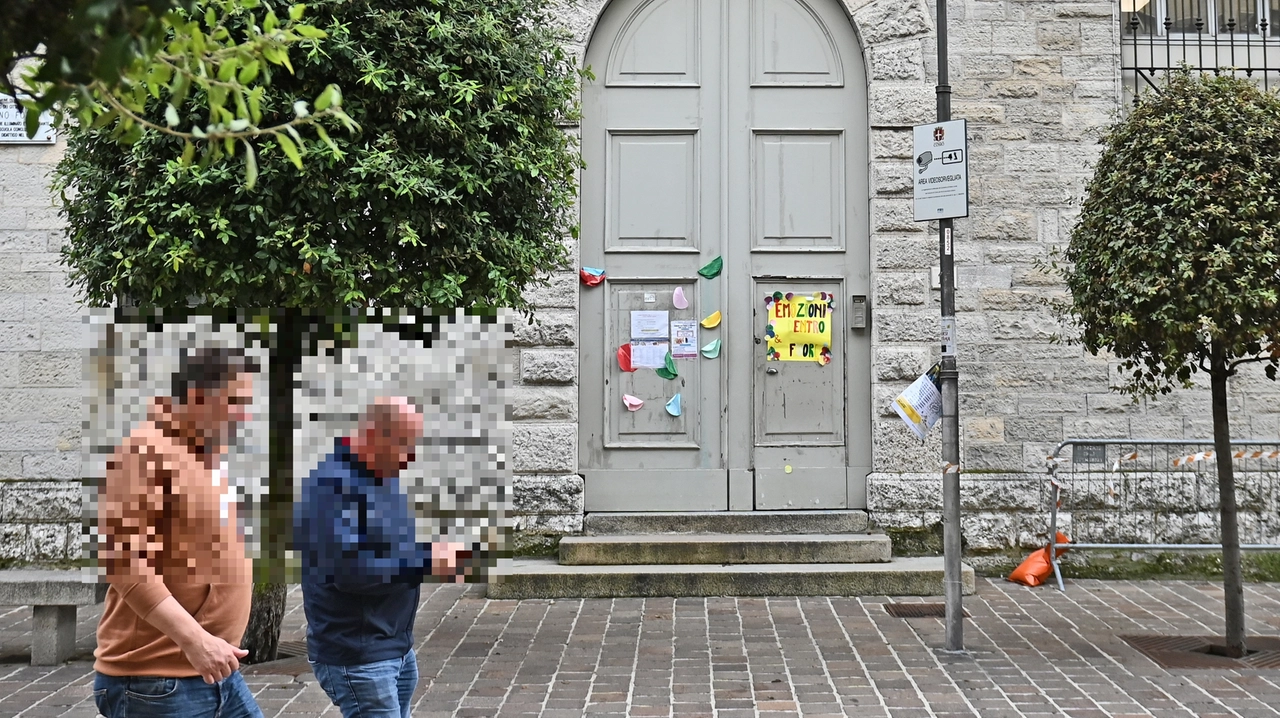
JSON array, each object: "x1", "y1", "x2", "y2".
[
  {"x1": 1060, "y1": 69, "x2": 1280, "y2": 657},
  {"x1": 56, "y1": 0, "x2": 582, "y2": 661}
]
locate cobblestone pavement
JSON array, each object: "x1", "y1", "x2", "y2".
[{"x1": 2, "y1": 579, "x2": 1280, "y2": 717}]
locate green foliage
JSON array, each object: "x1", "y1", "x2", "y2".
[
  {"x1": 55, "y1": 0, "x2": 582, "y2": 315},
  {"x1": 1060, "y1": 70, "x2": 1280, "y2": 395},
  {"x1": 4, "y1": 0, "x2": 352, "y2": 176}
]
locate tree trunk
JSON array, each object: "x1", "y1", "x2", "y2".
[
  {"x1": 241, "y1": 309, "x2": 303, "y2": 664},
  {"x1": 1211, "y1": 341, "x2": 1247, "y2": 658},
  {"x1": 242, "y1": 582, "x2": 287, "y2": 664}
]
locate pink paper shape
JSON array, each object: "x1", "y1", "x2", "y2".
[
  {"x1": 622, "y1": 394, "x2": 644, "y2": 412},
  {"x1": 673, "y1": 286, "x2": 689, "y2": 309}
]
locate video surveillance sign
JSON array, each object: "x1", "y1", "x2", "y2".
[{"x1": 913, "y1": 119, "x2": 968, "y2": 222}]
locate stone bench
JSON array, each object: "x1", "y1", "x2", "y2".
[{"x1": 0, "y1": 570, "x2": 107, "y2": 665}]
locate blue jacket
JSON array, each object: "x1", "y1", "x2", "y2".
[{"x1": 297, "y1": 438, "x2": 434, "y2": 665}]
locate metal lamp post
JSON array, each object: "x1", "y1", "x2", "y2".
[{"x1": 936, "y1": 0, "x2": 964, "y2": 653}]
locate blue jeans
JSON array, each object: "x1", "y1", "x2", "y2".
[
  {"x1": 93, "y1": 671, "x2": 263, "y2": 718},
  {"x1": 310, "y1": 649, "x2": 418, "y2": 718}
]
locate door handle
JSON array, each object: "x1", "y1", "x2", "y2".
[{"x1": 766, "y1": 367, "x2": 778, "y2": 375}]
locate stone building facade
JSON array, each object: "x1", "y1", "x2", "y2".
[{"x1": 1, "y1": 0, "x2": 1278, "y2": 569}]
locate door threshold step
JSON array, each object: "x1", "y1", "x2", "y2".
[
  {"x1": 486, "y1": 557, "x2": 974, "y2": 599},
  {"x1": 559, "y1": 533, "x2": 892, "y2": 565},
  {"x1": 583, "y1": 510, "x2": 869, "y2": 536}
]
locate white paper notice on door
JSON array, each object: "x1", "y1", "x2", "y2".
[
  {"x1": 630, "y1": 310, "x2": 670, "y2": 339},
  {"x1": 670, "y1": 321, "x2": 698, "y2": 359},
  {"x1": 631, "y1": 340, "x2": 670, "y2": 368}
]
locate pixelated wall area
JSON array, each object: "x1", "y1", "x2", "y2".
[
  {"x1": 81, "y1": 312, "x2": 270, "y2": 583},
  {"x1": 292, "y1": 311, "x2": 513, "y2": 580},
  {"x1": 82, "y1": 309, "x2": 512, "y2": 584}
]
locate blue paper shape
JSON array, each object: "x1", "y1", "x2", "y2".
[{"x1": 665, "y1": 393, "x2": 682, "y2": 417}]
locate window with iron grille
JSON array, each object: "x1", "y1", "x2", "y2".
[
  {"x1": 1121, "y1": 0, "x2": 1280, "y2": 104},
  {"x1": 1123, "y1": 0, "x2": 1280, "y2": 36}
]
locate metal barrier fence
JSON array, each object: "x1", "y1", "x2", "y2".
[{"x1": 1044, "y1": 438, "x2": 1280, "y2": 591}]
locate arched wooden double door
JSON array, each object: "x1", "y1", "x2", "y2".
[{"x1": 579, "y1": 0, "x2": 872, "y2": 511}]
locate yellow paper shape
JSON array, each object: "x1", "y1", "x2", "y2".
[{"x1": 700, "y1": 311, "x2": 722, "y2": 329}]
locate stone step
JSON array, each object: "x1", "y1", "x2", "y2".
[
  {"x1": 485, "y1": 557, "x2": 974, "y2": 599},
  {"x1": 583, "y1": 510, "x2": 870, "y2": 536},
  {"x1": 559, "y1": 533, "x2": 892, "y2": 565}
]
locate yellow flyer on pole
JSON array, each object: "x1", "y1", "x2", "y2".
[
  {"x1": 894, "y1": 365, "x2": 943, "y2": 441},
  {"x1": 764, "y1": 292, "x2": 834, "y2": 365}
]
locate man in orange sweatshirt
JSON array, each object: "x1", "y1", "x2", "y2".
[{"x1": 92, "y1": 346, "x2": 263, "y2": 718}]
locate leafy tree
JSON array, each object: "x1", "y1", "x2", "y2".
[
  {"x1": 56, "y1": 0, "x2": 582, "y2": 660},
  {"x1": 3, "y1": 0, "x2": 352, "y2": 176},
  {"x1": 1060, "y1": 70, "x2": 1280, "y2": 657}
]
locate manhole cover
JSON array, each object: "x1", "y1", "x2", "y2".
[
  {"x1": 884, "y1": 602, "x2": 970, "y2": 618},
  {"x1": 1121, "y1": 635, "x2": 1280, "y2": 670}
]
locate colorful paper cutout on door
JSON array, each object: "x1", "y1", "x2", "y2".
[
  {"x1": 622, "y1": 394, "x2": 644, "y2": 412},
  {"x1": 580, "y1": 267, "x2": 606, "y2": 287},
  {"x1": 698, "y1": 256, "x2": 723, "y2": 279},
  {"x1": 701, "y1": 339, "x2": 721, "y2": 358},
  {"x1": 616, "y1": 343, "x2": 634, "y2": 373},
  {"x1": 700, "y1": 311, "x2": 722, "y2": 329},
  {"x1": 673, "y1": 286, "x2": 689, "y2": 309},
  {"x1": 655, "y1": 351, "x2": 678, "y2": 380},
  {"x1": 665, "y1": 394, "x2": 682, "y2": 417},
  {"x1": 764, "y1": 292, "x2": 834, "y2": 365}
]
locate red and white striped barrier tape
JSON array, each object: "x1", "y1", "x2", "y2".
[
  {"x1": 1173, "y1": 448, "x2": 1280, "y2": 467},
  {"x1": 1111, "y1": 451, "x2": 1139, "y2": 472}
]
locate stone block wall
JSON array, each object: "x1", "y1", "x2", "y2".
[
  {"x1": 864, "y1": 0, "x2": 1280, "y2": 556},
  {"x1": 510, "y1": 250, "x2": 583, "y2": 548},
  {"x1": 2, "y1": 0, "x2": 1279, "y2": 564},
  {"x1": 0, "y1": 139, "x2": 83, "y2": 565}
]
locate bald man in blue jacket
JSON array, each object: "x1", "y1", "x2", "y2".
[{"x1": 296, "y1": 397, "x2": 468, "y2": 718}]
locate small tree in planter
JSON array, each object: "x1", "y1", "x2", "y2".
[
  {"x1": 1059, "y1": 69, "x2": 1280, "y2": 657},
  {"x1": 56, "y1": 0, "x2": 582, "y2": 661}
]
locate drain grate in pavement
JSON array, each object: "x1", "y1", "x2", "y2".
[
  {"x1": 1121, "y1": 635, "x2": 1280, "y2": 670},
  {"x1": 884, "y1": 602, "x2": 970, "y2": 618},
  {"x1": 274, "y1": 640, "x2": 308, "y2": 659},
  {"x1": 239, "y1": 640, "x2": 312, "y2": 677}
]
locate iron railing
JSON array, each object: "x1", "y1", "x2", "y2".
[
  {"x1": 1043, "y1": 438, "x2": 1280, "y2": 591},
  {"x1": 1122, "y1": 0, "x2": 1280, "y2": 105}
]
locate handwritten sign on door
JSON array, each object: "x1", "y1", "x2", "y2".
[{"x1": 764, "y1": 292, "x2": 834, "y2": 365}]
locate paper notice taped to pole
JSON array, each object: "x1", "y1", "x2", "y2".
[{"x1": 894, "y1": 366, "x2": 943, "y2": 441}]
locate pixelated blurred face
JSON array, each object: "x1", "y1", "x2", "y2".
[
  {"x1": 185, "y1": 373, "x2": 254, "y2": 448},
  {"x1": 365, "y1": 411, "x2": 425, "y2": 479}
]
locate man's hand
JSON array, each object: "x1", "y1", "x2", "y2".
[
  {"x1": 430, "y1": 542, "x2": 472, "y2": 583},
  {"x1": 180, "y1": 632, "x2": 249, "y2": 684},
  {"x1": 143, "y1": 596, "x2": 248, "y2": 684}
]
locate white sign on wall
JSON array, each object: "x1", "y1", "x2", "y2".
[
  {"x1": 912, "y1": 119, "x2": 968, "y2": 222},
  {"x1": 0, "y1": 95, "x2": 56, "y2": 144}
]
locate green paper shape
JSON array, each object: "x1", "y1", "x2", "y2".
[
  {"x1": 701, "y1": 339, "x2": 721, "y2": 358},
  {"x1": 697, "y1": 256, "x2": 723, "y2": 279},
  {"x1": 655, "y1": 351, "x2": 678, "y2": 379}
]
